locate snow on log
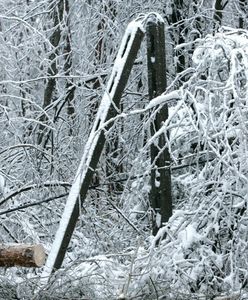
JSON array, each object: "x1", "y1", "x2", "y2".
[{"x1": 0, "y1": 244, "x2": 46, "y2": 267}]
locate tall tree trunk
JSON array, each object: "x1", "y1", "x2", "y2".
[
  {"x1": 37, "y1": 1, "x2": 64, "y2": 146},
  {"x1": 147, "y1": 16, "x2": 172, "y2": 236},
  {"x1": 58, "y1": 0, "x2": 76, "y2": 136},
  {"x1": 169, "y1": 0, "x2": 186, "y2": 75},
  {"x1": 238, "y1": 0, "x2": 247, "y2": 29},
  {"x1": 213, "y1": 0, "x2": 229, "y2": 31},
  {"x1": 42, "y1": 23, "x2": 144, "y2": 275},
  {"x1": 38, "y1": 0, "x2": 76, "y2": 146}
]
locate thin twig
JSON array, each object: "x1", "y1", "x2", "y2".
[
  {"x1": 0, "y1": 181, "x2": 71, "y2": 206},
  {"x1": 0, "y1": 193, "x2": 68, "y2": 216}
]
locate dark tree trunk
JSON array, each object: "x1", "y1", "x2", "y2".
[
  {"x1": 146, "y1": 15, "x2": 172, "y2": 236},
  {"x1": 63, "y1": 0, "x2": 76, "y2": 135},
  {"x1": 213, "y1": 0, "x2": 229, "y2": 31},
  {"x1": 169, "y1": 0, "x2": 186, "y2": 74},
  {"x1": 43, "y1": 24, "x2": 145, "y2": 274},
  {"x1": 37, "y1": 1, "x2": 64, "y2": 146},
  {"x1": 238, "y1": 0, "x2": 247, "y2": 29}
]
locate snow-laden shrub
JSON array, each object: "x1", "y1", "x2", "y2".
[{"x1": 126, "y1": 28, "x2": 248, "y2": 299}]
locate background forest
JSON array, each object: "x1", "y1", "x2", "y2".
[{"x1": 0, "y1": 0, "x2": 248, "y2": 299}]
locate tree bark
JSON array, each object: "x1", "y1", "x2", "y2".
[
  {"x1": 238, "y1": 0, "x2": 247, "y2": 29},
  {"x1": 169, "y1": 0, "x2": 186, "y2": 74},
  {"x1": 0, "y1": 244, "x2": 46, "y2": 267},
  {"x1": 42, "y1": 23, "x2": 145, "y2": 276},
  {"x1": 37, "y1": 0, "x2": 64, "y2": 146},
  {"x1": 213, "y1": 0, "x2": 229, "y2": 31},
  {"x1": 146, "y1": 15, "x2": 172, "y2": 236}
]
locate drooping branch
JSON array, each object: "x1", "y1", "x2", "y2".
[
  {"x1": 0, "y1": 181, "x2": 71, "y2": 207},
  {"x1": 0, "y1": 193, "x2": 68, "y2": 216}
]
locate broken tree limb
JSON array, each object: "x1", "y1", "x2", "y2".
[
  {"x1": 0, "y1": 244, "x2": 46, "y2": 267},
  {"x1": 41, "y1": 15, "x2": 145, "y2": 281}
]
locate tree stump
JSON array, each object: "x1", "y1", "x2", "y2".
[{"x1": 0, "y1": 244, "x2": 46, "y2": 267}]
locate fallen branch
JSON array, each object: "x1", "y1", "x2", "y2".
[{"x1": 0, "y1": 244, "x2": 46, "y2": 267}]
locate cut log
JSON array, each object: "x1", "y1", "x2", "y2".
[{"x1": 0, "y1": 244, "x2": 46, "y2": 267}]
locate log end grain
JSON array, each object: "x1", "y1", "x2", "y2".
[{"x1": 0, "y1": 244, "x2": 46, "y2": 268}]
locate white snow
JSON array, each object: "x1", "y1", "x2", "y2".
[
  {"x1": 146, "y1": 90, "x2": 181, "y2": 110},
  {"x1": 0, "y1": 174, "x2": 5, "y2": 195},
  {"x1": 178, "y1": 224, "x2": 201, "y2": 249},
  {"x1": 155, "y1": 179, "x2": 160, "y2": 187},
  {"x1": 155, "y1": 212, "x2": 161, "y2": 228}
]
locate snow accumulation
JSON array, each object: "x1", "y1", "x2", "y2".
[
  {"x1": 178, "y1": 224, "x2": 202, "y2": 249},
  {"x1": 155, "y1": 212, "x2": 161, "y2": 228},
  {"x1": 146, "y1": 90, "x2": 181, "y2": 110}
]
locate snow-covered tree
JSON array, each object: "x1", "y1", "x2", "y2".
[{"x1": 1, "y1": 1, "x2": 248, "y2": 299}]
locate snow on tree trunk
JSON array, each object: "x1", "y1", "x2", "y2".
[
  {"x1": 41, "y1": 16, "x2": 145, "y2": 281},
  {"x1": 146, "y1": 13, "x2": 172, "y2": 236}
]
